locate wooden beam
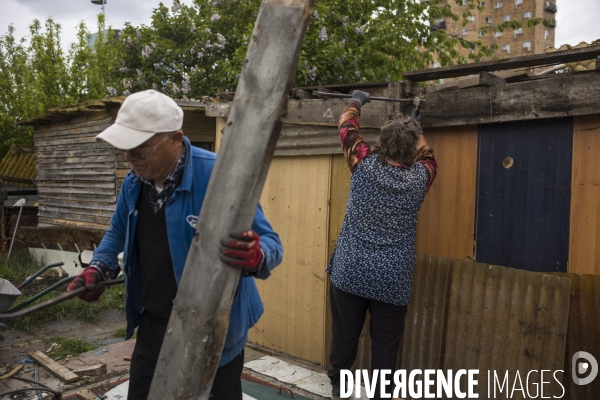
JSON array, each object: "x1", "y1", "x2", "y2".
[
  {"x1": 479, "y1": 71, "x2": 507, "y2": 86},
  {"x1": 283, "y1": 72, "x2": 600, "y2": 130},
  {"x1": 423, "y1": 71, "x2": 600, "y2": 127},
  {"x1": 424, "y1": 70, "x2": 530, "y2": 94},
  {"x1": 147, "y1": 1, "x2": 316, "y2": 399},
  {"x1": 72, "y1": 363, "x2": 107, "y2": 377},
  {"x1": 404, "y1": 45, "x2": 600, "y2": 81},
  {"x1": 204, "y1": 102, "x2": 230, "y2": 118},
  {"x1": 29, "y1": 351, "x2": 80, "y2": 383},
  {"x1": 77, "y1": 389, "x2": 97, "y2": 400},
  {"x1": 292, "y1": 89, "x2": 316, "y2": 100},
  {"x1": 206, "y1": 73, "x2": 600, "y2": 134}
]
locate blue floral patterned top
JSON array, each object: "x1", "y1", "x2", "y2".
[{"x1": 326, "y1": 101, "x2": 437, "y2": 306}]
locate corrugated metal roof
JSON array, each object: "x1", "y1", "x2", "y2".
[
  {"x1": 275, "y1": 125, "x2": 380, "y2": 157},
  {"x1": 546, "y1": 40, "x2": 600, "y2": 71},
  {"x1": 19, "y1": 97, "x2": 206, "y2": 127},
  {"x1": 0, "y1": 145, "x2": 36, "y2": 188}
]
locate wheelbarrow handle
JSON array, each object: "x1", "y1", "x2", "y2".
[
  {"x1": 0, "y1": 279, "x2": 125, "y2": 322},
  {"x1": 17, "y1": 262, "x2": 65, "y2": 290},
  {"x1": 8, "y1": 276, "x2": 77, "y2": 313}
]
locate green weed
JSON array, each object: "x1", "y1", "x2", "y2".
[
  {"x1": 1, "y1": 252, "x2": 126, "y2": 333},
  {"x1": 7, "y1": 284, "x2": 126, "y2": 333},
  {"x1": 45, "y1": 336, "x2": 97, "y2": 359},
  {"x1": 0, "y1": 252, "x2": 48, "y2": 286}
]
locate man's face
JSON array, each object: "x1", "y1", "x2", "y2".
[{"x1": 124, "y1": 131, "x2": 183, "y2": 181}]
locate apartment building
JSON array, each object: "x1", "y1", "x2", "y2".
[{"x1": 432, "y1": 0, "x2": 557, "y2": 63}]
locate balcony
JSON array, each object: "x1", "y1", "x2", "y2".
[
  {"x1": 545, "y1": 1, "x2": 557, "y2": 13},
  {"x1": 547, "y1": 18, "x2": 557, "y2": 27}
]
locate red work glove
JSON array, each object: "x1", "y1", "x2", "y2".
[
  {"x1": 66, "y1": 267, "x2": 105, "y2": 302},
  {"x1": 219, "y1": 230, "x2": 263, "y2": 274}
]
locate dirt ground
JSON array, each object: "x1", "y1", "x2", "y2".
[
  {"x1": 0, "y1": 310, "x2": 332, "y2": 400},
  {"x1": 0, "y1": 309, "x2": 129, "y2": 399}
]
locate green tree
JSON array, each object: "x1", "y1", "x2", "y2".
[
  {"x1": 68, "y1": 14, "x2": 122, "y2": 103},
  {"x1": 107, "y1": 0, "x2": 548, "y2": 98},
  {"x1": 0, "y1": 21, "x2": 65, "y2": 154},
  {"x1": 0, "y1": 16, "x2": 119, "y2": 154}
]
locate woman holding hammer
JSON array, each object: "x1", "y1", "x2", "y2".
[{"x1": 327, "y1": 90, "x2": 437, "y2": 399}]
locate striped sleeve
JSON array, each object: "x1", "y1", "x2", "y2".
[
  {"x1": 415, "y1": 145, "x2": 438, "y2": 193},
  {"x1": 339, "y1": 100, "x2": 372, "y2": 173}
]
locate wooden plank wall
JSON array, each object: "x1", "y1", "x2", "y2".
[
  {"x1": 35, "y1": 111, "x2": 117, "y2": 230},
  {"x1": 182, "y1": 111, "x2": 216, "y2": 144},
  {"x1": 324, "y1": 155, "x2": 352, "y2": 366},
  {"x1": 569, "y1": 114, "x2": 600, "y2": 274},
  {"x1": 416, "y1": 125, "x2": 478, "y2": 260},
  {"x1": 249, "y1": 156, "x2": 331, "y2": 364}
]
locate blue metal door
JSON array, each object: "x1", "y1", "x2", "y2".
[{"x1": 475, "y1": 118, "x2": 573, "y2": 272}]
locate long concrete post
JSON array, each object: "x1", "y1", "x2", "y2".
[{"x1": 148, "y1": 1, "x2": 315, "y2": 399}]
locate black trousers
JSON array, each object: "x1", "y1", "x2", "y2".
[
  {"x1": 128, "y1": 311, "x2": 244, "y2": 400},
  {"x1": 328, "y1": 283, "x2": 407, "y2": 400}
]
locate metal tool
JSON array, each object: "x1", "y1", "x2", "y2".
[
  {"x1": 0, "y1": 278, "x2": 124, "y2": 322},
  {"x1": 313, "y1": 90, "x2": 427, "y2": 109}
]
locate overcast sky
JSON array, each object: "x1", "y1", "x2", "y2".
[{"x1": 1, "y1": 0, "x2": 599, "y2": 54}]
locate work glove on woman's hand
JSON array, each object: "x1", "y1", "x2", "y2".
[
  {"x1": 67, "y1": 267, "x2": 105, "y2": 302},
  {"x1": 351, "y1": 90, "x2": 370, "y2": 106},
  {"x1": 220, "y1": 230, "x2": 263, "y2": 275},
  {"x1": 411, "y1": 108, "x2": 423, "y2": 127}
]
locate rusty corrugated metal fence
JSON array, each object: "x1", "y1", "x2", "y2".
[
  {"x1": 350, "y1": 254, "x2": 600, "y2": 400},
  {"x1": 552, "y1": 272, "x2": 600, "y2": 400}
]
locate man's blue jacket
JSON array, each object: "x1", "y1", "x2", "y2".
[{"x1": 91, "y1": 137, "x2": 283, "y2": 366}]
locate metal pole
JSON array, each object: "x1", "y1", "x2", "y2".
[
  {"x1": 7, "y1": 203, "x2": 24, "y2": 259},
  {"x1": 7, "y1": 199, "x2": 26, "y2": 259}
]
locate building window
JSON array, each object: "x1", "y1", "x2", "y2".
[
  {"x1": 479, "y1": 1, "x2": 486, "y2": 7},
  {"x1": 523, "y1": 41, "x2": 532, "y2": 51},
  {"x1": 495, "y1": 31, "x2": 503, "y2": 37},
  {"x1": 514, "y1": 27, "x2": 522, "y2": 38},
  {"x1": 503, "y1": 15, "x2": 511, "y2": 21},
  {"x1": 478, "y1": 30, "x2": 485, "y2": 37},
  {"x1": 515, "y1": 0, "x2": 523, "y2": 4},
  {"x1": 494, "y1": 2, "x2": 503, "y2": 9},
  {"x1": 502, "y1": 44, "x2": 511, "y2": 53},
  {"x1": 486, "y1": 17, "x2": 493, "y2": 23},
  {"x1": 434, "y1": 19, "x2": 447, "y2": 29},
  {"x1": 468, "y1": 15, "x2": 476, "y2": 24},
  {"x1": 523, "y1": 11, "x2": 532, "y2": 18},
  {"x1": 545, "y1": 29, "x2": 550, "y2": 39},
  {"x1": 433, "y1": 62, "x2": 441, "y2": 68},
  {"x1": 462, "y1": 0, "x2": 468, "y2": 5},
  {"x1": 462, "y1": 29, "x2": 469, "y2": 36}
]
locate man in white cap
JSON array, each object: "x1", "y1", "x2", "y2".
[{"x1": 67, "y1": 90, "x2": 283, "y2": 400}]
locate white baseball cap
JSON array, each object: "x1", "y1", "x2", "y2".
[{"x1": 96, "y1": 90, "x2": 184, "y2": 149}]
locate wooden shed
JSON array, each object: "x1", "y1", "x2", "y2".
[
  {"x1": 19, "y1": 97, "x2": 214, "y2": 233},
  {"x1": 202, "y1": 45, "x2": 600, "y2": 368},
  {"x1": 18, "y1": 97, "x2": 214, "y2": 273}
]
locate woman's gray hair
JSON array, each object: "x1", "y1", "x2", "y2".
[{"x1": 373, "y1": 116, "x2": 423, "y2": 167}]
